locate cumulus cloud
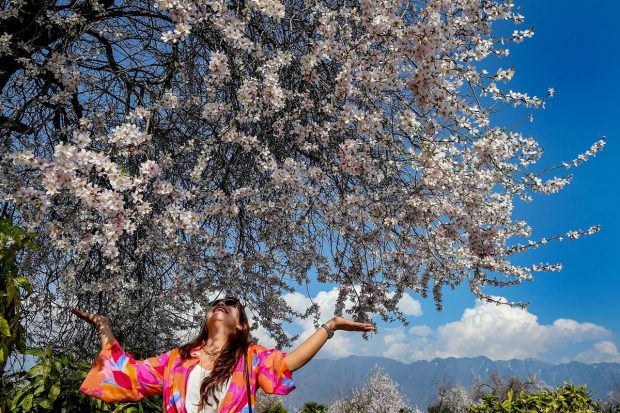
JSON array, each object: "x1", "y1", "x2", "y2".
[
  {"x1": 383, "y1": 299, "x2": 612, "y2": 363},
  {"x1": 267, "y1": 289, "x2": 618, "y2": 364},
  {"x1": 241, "y1": 288, "x2": 620, "y2": 363},
  {"x1": 410, "y1": 325, "x2": 433, "y2": 337},
  {"x1": 281, "y1": 287, "x2": 423, "y2": 359},
  {"x1": 397, "y1": 294, "x2": 423, "y2": 317},
  {"x1": 251, "y1": 323, "x2": 278, "y2": 348},
  {"x1": 575, "y1": 341, "x2": 620, "y2": 364}
]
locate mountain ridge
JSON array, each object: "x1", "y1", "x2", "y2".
[{"x1": 283, "y1": 355, "x2": 620, "y2": 411}]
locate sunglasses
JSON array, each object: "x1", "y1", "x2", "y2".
[{"x1": 208, "y1": 297, "x2": 240, "y2": 308}]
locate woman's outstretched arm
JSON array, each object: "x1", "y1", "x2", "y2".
[
  {"x1": 283, "y1": 316, "x2": 375, "y2": 372},
  {"x1": 71, "y1": 308, "x2": 169, "y2": 402}
]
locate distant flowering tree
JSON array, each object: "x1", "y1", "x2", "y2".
[
  {"x1": 255, "y1": 391, "x2": 288, "y2": 413},
  {"x1": 428, "y1": 383, "x2": 473, "y2": 413},
  {"x1": 0, "y1": 0, "x2": 604, "y2": 352},
  {"x1": 327, "y1": 365, "x2": 413, "y2": 413}
]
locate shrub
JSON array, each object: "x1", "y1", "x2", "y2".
[
  {"x1": 467, "y1": 384, "x2": 602, "y2": 413},
  {"x1": 300, "y1": 402, "x2": 328, "y2": 413},
  {"x1": 0, "y1": 220, "x2": 35, "y2": 375}
]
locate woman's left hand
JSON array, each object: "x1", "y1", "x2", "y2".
[{"x1": 325, "y1": 316, "x2": 375, "y2": 332}]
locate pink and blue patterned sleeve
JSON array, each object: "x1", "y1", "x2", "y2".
[
  {"x1": 254, "y1": 345, "x2": 296, "y2": 395},
  {"x1": 79, "y1": 339, "x2": 170, "y2": 402}
]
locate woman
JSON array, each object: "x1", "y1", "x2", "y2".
[{"x1": 72, "y1": 296, "x2": 374, "y2": 413}]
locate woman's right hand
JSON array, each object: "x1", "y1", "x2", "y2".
[
  {"x1": 71, "y1": 308, "x2": 109, "y2": 328},
  {"x1": 71, "y1": 308, "x2": 115, "y2": 347}
]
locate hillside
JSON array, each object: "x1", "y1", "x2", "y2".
[{"x1": 283, "y1": 356, "x2": 620, "y2": 411}]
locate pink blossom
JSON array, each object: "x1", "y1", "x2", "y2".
[{"x1": 140, "y1": 160, "x2": 162, "y2": 178}]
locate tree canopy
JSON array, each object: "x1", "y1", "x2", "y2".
[{"x1": 0, "y1": 0, "x2": 603, "y2": 353}]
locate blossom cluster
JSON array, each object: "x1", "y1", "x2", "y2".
[{"x1": 9, "y1": 127, "x2": 167, "y2": 266}]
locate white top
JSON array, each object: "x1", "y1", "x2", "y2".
[{"x1": 185, "y1": 364, "x2": 232, "y2": 413}]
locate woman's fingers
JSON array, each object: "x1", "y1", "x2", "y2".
[
  {"x1": 343, "y1": 321, "x2": 375, "y2": 332},
  {"x1": 71, "y1": 308, "x2": 93, "y2": 322},
  {"x1": 332, "y1": 316, "x2": 376, "y2": 332},
  {"x1": 71, "y1": 308, "x2": 109, "y2": 328}
]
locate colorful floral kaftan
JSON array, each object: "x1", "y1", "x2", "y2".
[{"x1": 79, "y1": 339, "x2": 295, "y2": 413}]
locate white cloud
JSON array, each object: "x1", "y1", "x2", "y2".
[
  {"x1": 267, "y1": 290, "x2": 618, "y2": 364},
  {"x1": 397, "y1": 294, "x2": 423, "y2": 317},
  {"x1": 382, "y1": 299, "x2": 612, "y2": 363},
  {"x1": 283, "y1": 288, "x2": 368, "y2": 358},
  {"x1": 251, "y1": 323, "x2": 278, "y2": 348},
  {"x1": 384, "y1": 328, "x2": 407, "y2": 346},
  {"x1": 575, "y1": 341, "x2": 620, "y2": 364},
  {"x1": 284, "y1": 291, "x2": 313, "y2": 314},
  {"x1": 280, "y1": 287, "x2": 423, "y2": 359},
  {"x1": 410, "y1": 325, "x2": 433, "y2": 337}
]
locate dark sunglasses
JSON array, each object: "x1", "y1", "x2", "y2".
[{"x1": 208, "y1": 297, "x2": 240, "y2": 308}]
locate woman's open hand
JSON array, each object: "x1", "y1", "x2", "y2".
[
  {"x1": 71, "y1": 308, "x2": 115, "y2": 347},
  {"x1": 71, "y1": 308, "x2": 109, "y2": 329},
  {"x1": 326, "y1": 316, "x2": 375, "y2": 332}
]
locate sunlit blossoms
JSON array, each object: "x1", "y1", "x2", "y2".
[
  {"x1": 0, "y1": 0, "x2": 604, "y2": 352},
  {"x1": 208, "y1": 51, "x2": 230, "y2": 80},
  {"x1": 9, "y1": 127, "x2": 164, "y2": 265}
]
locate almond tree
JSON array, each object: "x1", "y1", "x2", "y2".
[
  {"x1": 0, "y1": 0, "x2": 603, "y2": 353},
  {"x1": 428, "y1": 383, "x2": 472, "y2": 413},
  {"x1": 328, "y1": 366, "x2": 414, "y2": 413}
]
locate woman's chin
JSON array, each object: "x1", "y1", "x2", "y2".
[{"x1": 208, "y1": 314, "x2": 237, "y2": 330}]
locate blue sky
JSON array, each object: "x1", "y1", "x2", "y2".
[
  {"x1": 260, "y1": 0, "x2": 620, "y2": 364},
  {"x1": 480, "y1": 0, "x2": 620, "y2": 360},
  {"x1": 491, "y1": 0, "x2": 620, "y2": 325}
]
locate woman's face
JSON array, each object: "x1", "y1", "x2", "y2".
[{"x1": 206, "y1": 298, "x2": 242, "y2": 333}]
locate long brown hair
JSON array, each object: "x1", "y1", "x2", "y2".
[{"x1": 179, "y1": 300, "x2": 250, "y2": 410}]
